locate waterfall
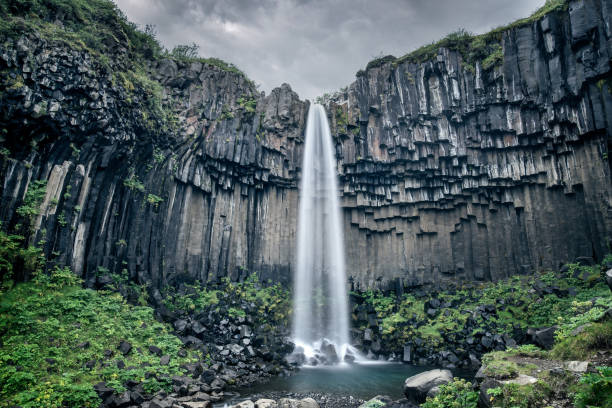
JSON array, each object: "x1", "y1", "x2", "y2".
[{"x1": 292, "y1": 103, "x2": 351, "y2": 364}]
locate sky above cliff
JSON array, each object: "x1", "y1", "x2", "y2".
[{"x1": 116, "y1": 0, "x2": 546, "y2": 100}]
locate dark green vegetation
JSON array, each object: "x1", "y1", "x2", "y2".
[
  {"x1": 0, "y1": 0, "x2": 249, "y2": 77},
  {"x1": 0, "y1": 226, "x2": 292, "y2": 407},
  {"x1": 421, "y1": 378, "x2": 478, "y2": 408},
  {"x1": 161, "y1": 273, "x2": 291, "y2": 328},
  {"x1": 0, "y1": 264, "x2": 197, "y2": 407},
  {"x1": 357, "y1": 258, "x2": 612, "y2": 353},
  {"x1": 574, "y1": 366, "x2": 612, "y2": 408},
  {"x1": 359, "y1": 0, "x2": 568, "y2": 75}
]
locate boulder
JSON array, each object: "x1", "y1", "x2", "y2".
[
  {"x1": 255, "y1": 399, "x2": 278, "y2": 408},
  {"x1": 182, "y1": 402, "x2": 211, "y2": 408},
  {"x1": 232, "y1": 401, "x2": 255, "y2": 408},
  {"x1": 478, "y1": 378, "x2": 502, "y2": 408},
  {"x1": 118, "y1": 340, "x2": 131, "y2": 355},
  {"x1": 149, "y1": 345, "x2": 163, "y2": 356},
  {"x1": 605, "y1": 269, "x2": 612, "y2": 291},
  {"x1": 403, "y1": 369, "x2": 453, "y2": 403},
  {"x1": 533, "y1": 326, "x2": 557, "y2": 350},
  {"x1": 278, "y1": 398, "x2": 319, "y2": 408}
]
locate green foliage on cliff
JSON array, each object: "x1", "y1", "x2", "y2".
[
  {"x1": 16, "y1": 179, "x2": 47, "y2": 221},
  {"x1": 0, "y1": 0, "x2": 161, "y2": 63},
  {"x1": 0, "y1": 0, "x2": 252, "y2": 80},
  {"x1": 361, "y1": 0, "x2": 569, "y2": 75},
  {"x1": 0, "y1": 228, "x2": 45, "y2": 289},
  {"x1": 0, "y1": 266, "x2": 196, "y2": 408}
]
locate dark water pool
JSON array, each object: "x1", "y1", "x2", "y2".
[{"x1": 222, "y1": 363, "x2": 473, "y2": 405}]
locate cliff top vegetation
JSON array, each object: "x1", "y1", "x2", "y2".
[
  {"x1": 0, "y1": 0, "x2": 250, "y2": 79},
  {"x1": 359, "y1": 0, "x2": 569, "y2": 76}
]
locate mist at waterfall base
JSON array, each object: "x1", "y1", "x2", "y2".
[{"x1": 290, "y1": 103, "x2": 356, "y2": 366}]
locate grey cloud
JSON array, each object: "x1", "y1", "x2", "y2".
[{"x1": 116, "y1": 0, "x2": 545, "y2": 100}]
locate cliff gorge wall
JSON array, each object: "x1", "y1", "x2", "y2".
[
  {"x1": 330, "y1": 0, "x2": 612, "y2": 290},
  {"x1": 0, "y1": 36, "x2": 307, "y2": 289},
  {"x1": 1, "y1": 0, "x2": 611, "y2": 292}
]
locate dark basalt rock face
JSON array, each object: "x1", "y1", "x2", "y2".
[
  {"x1": 0, "y1": 35, "x2": 307, "y2": 290},
  {"x1": 1, "y1": 0, "x2": 612, "y2": 292},
  {"x1": 328, "y1": 0, "x2": 612, "y2": 290}
]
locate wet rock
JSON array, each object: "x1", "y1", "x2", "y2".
[
  {"x1": 403, "y1": 369, "x2": 453, "y2": 403},
  {"x1": 532, "y1": 326, "x2": 557, "y2": 350},
  {"x1": 255, "y1": 399, "x2": 278, "y2": 408}
]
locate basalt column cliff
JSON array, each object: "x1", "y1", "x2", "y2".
[
  {"x1": 328, "y1": 0, "x2": 612, "y2": 290},
  {"x1": 1, "y1": 0, "x2": 611, "y2": 292}
]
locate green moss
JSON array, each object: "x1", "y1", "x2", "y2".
[
  {"x1": 123, "y1": 174, "x2": 145, "y2": 193},
  {"x1": 237, "y1": 96, "x2": 257, "y2": 114},
  {"x1": 365, "y1": 54, "x2": 396, "y2": 71},
  {"x1": 146, "y1": 194, "x2": 163, "y2": 207}
]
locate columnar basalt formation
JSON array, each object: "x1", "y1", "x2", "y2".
[
  {"x1": 1, "y1": 0, "x2": 611, "y2": 292},
  {"x1": 329, "y1": 0, "x2": 612, "y2": 290},
  {"x1": 0, "y1": 36, "x2": 307, "y2": 290}
]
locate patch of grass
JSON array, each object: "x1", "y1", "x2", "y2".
[
  {"x1": 482, "y1": 358, "x2": 520, "y2": 379},
  {"x1": 486, "y1": 381, "x2": 553, "y2": 408},
  {"x1": 550, "y1": 321, "x2": 612, "y2": 360},
  {"x1": 0, "y1": 266, "x2": 196, "y2": 408}
]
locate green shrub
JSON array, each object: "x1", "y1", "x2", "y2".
[
  {"x1": 16, "y1": 180, "x2": 47, "y2": 220},
  {"x1": 123, "y1": 174, "x2": 145, "y2": 192},
  {"x1": 421, "y1": 378, "x2": 478, "y2": 408},
  {"x1": 360, "y1": 0, "x2": 569, "y2": 75},
  {"x1": 573, "y1": 366, "x2": 612, "y2": 408},
  {"x1": 485, "y1": 381, "x2": 552, "y2": 408}
]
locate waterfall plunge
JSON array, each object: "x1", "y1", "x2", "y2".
[{"x1": 292, "y1": 104, "x2": 352, "y2": 364}]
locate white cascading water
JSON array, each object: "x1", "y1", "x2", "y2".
[{"x1": 292, "y1": 104, "x2": 352, "y2": 364}]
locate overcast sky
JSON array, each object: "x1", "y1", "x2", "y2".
[{"x1": 115, "y1": 0, "x2": 546, "y2": 100}]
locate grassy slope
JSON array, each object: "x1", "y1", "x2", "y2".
[
  {"x1": 0, "y1": 266, "x2": 197, "y2": 408},
  {"x1": 361, "y1": 259, "x2": 612, "y2": 353}
]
